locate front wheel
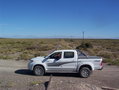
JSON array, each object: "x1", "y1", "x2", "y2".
[
  {"x1": 79, "y1": 67, "x2": 91, "y2": 78},
  {"x1": 33, "y1": 66, "x2": 45, "y2": 76}
]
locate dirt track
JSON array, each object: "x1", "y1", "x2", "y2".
[{"x1": 0, "y1": 60, "x2": 119, "y2": 90}]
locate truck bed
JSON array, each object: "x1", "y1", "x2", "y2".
[{"x1": 78, "y1": 56, "x2": 101, "y2": 59}]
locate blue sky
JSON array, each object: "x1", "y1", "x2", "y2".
[{"x1": 0, "y1": 0, "x2": 119, "y2": 38}]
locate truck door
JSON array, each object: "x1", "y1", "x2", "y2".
[
  {"x1": 45, "y1": 52, "x2": 62, "y2": 72},
  {"x1": 61, "y1": 51, "x2": 77, "y2": 72}
]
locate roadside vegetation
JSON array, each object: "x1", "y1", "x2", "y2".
[{"x1": 0, "y1": 38, "x2": 119, "y2": 65}]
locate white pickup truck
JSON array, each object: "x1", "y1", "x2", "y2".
[{"x1": 28, "y1": 50, "x2": 103, "y2": 78}]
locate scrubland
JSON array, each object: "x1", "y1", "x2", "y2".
[{"x1": 0, "y1": 38, "x2": 119, "y2": 65}]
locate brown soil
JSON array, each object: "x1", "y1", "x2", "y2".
[{"x1": 0, "y1": 60, "x2": 119, "y2": 90}]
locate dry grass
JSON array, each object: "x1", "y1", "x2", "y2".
[
  {"x1": 29, "y1": 81, "x2": 43, "y2": 86},
  {"x1": 0, "y1": 38, "x2": 119, "y2": 65}
]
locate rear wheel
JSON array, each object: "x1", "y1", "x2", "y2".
[
  {"x1": 33, "y1": 66, "x2": 45, "y2": 76},
  {"x1": 79, "y1": 67, "x2": 91, "y2": 78}
]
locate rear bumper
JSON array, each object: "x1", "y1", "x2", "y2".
[{"x1": 98, "y1": 66, "x2": 103, "y2": 70}]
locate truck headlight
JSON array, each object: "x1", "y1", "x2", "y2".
[{"x1": 29, "y1": 60, "x2": 33, "y2": 63}]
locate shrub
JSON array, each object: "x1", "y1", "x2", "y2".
[
  {"x1": 25, "y1": 44, "x2": 54, "y2": 51},
  {"x1": 17, "y1": 53, "x2": 33, "y2": 60},
  {"x1": 111, "y1": 59, "x2": 119, "y2": 65},
  {"x1": 34, "y1": 52, "x2": 46, "y2": 57},
  {"x1": 76, "y1": 42, "x2": 93, "y2": 50},
  {"x1": 104, "y1": 59, "x2": 119, "y2": 66},
  {"x1": 0, "y1": 55, "x2": 12, "y2": 59},
  {"x1": 30, "y1": 81, "x2": 42, "y2": 86},
  {"x1": 103, "y1": 59, "x2": 112, "y2": 63},
  {"x1": 97, "y1": 51, "x2": 113, "y2": 59}
]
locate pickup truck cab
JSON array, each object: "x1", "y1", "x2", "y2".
[{"x1": 28, "y1": 50, "x2": 103, "y2": 78}]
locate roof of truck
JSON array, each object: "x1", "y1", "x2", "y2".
[{"x1": 54, "y1": 49, "x2": 77, "y2": 52}]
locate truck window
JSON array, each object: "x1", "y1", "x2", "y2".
[
  {"x1": 64, "y1": 52, "x2": 74, "y2": 58},
  {"x1": 49, "y1": 52, "x2": 62, "y2": 59}
]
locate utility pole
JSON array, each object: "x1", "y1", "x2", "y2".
[{"x1": 82, "y1": 31, "x2": 85, "y2": 44}]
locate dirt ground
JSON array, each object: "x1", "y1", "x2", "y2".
[{"x1": 0, "y1": 60, "x2": 119, "y2": 90}]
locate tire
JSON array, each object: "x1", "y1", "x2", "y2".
[
  {"x1": 79, "y1": 67, "x2": 91, "y2": 78},
  {"x1": 33, "y1": 65, "x2": 45, "y2": 76}
]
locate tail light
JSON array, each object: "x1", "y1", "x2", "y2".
[{"x1": 100, "y1": 61, "x2": 103, "y2": 66}]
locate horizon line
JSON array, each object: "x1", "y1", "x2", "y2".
[{"x1": 0, "y1": 37, "x2": 119, "y2": 40}]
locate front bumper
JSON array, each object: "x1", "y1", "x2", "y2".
[{"x1": 28, "y1": 61, "x2": 34, "y2": 70}]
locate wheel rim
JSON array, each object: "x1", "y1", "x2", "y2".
[
  {"x1": 35, "y1": 67, "x2": 43, "y2": 75},
  {"x1": 81, "y1": 69, "x2": 89, "y2": 77}
]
